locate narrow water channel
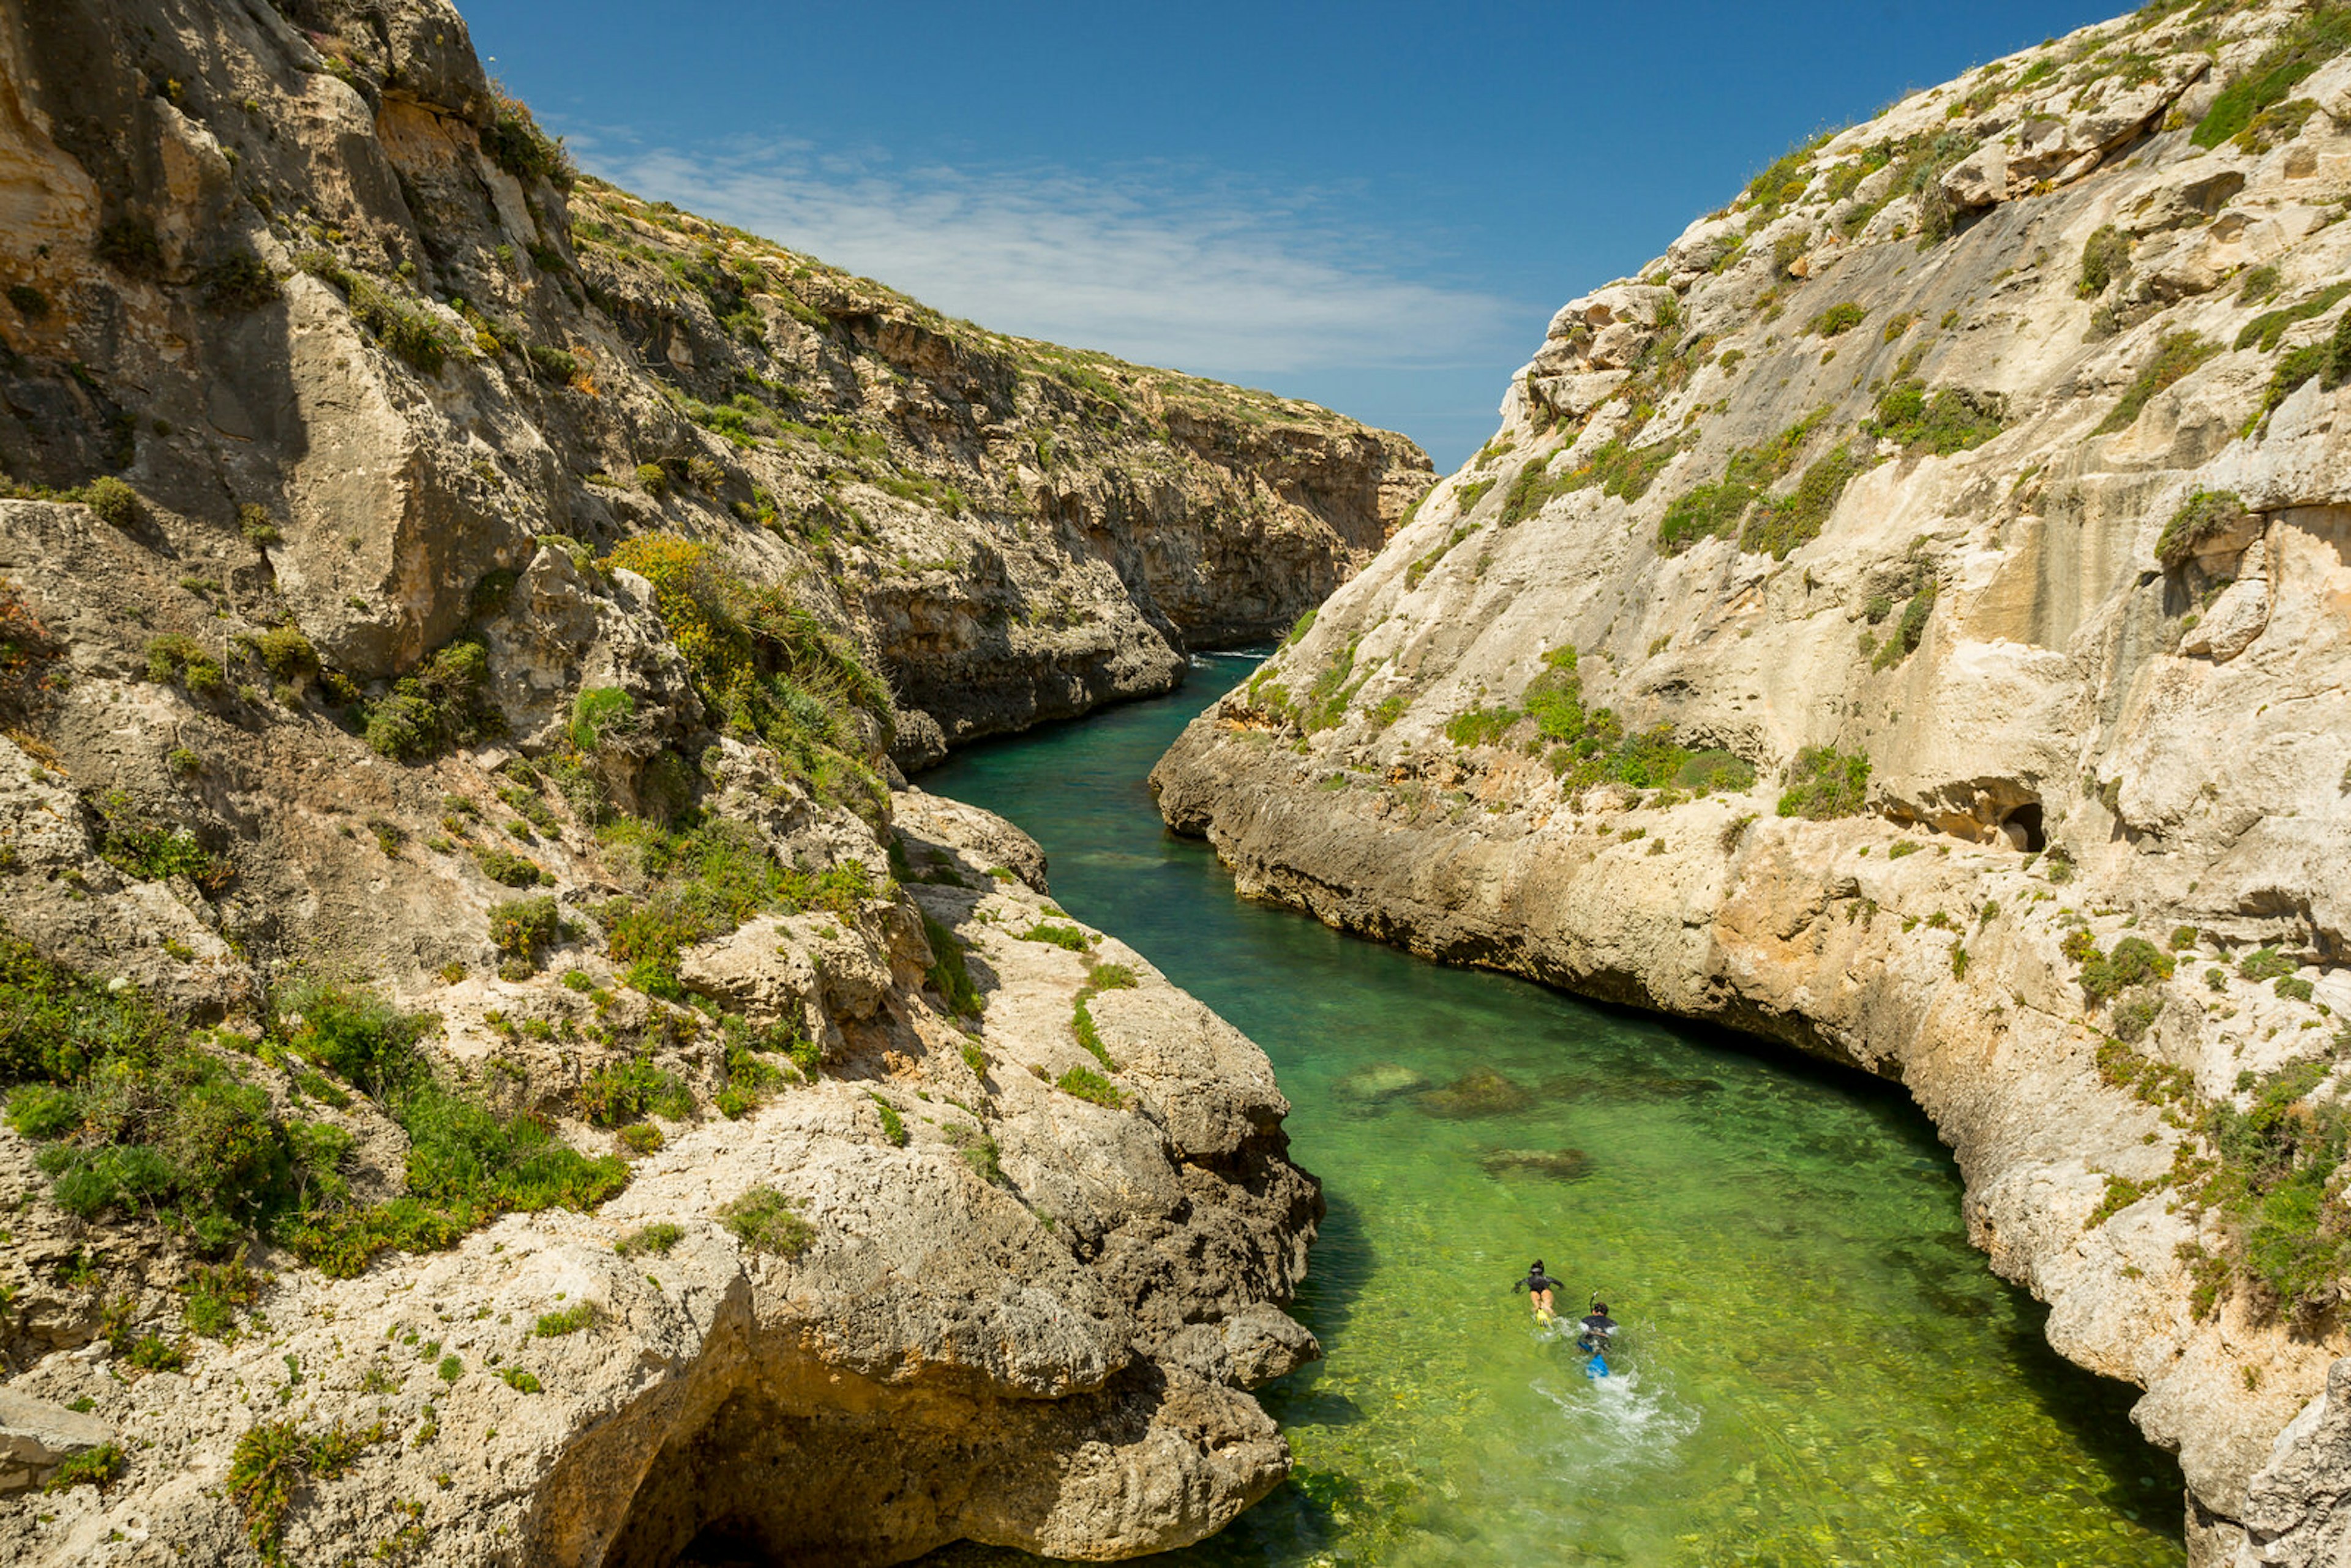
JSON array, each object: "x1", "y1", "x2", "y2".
[{"x1": 919, "y1": 653, "x2": 2183, "y2": 1567}]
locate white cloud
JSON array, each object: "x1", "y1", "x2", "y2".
[{"x1": 573, "y1": 137, "x2": 1517, "y2": 380}]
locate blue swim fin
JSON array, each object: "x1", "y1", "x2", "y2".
[{"x1": 1584, "y1": 1351, "x2": 1610, "y2": 1379}]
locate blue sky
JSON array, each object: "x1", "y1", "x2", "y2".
[{"x1": 465, "y1": 1, "x2": 2123, "y2": 469}]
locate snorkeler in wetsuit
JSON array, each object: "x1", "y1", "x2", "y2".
[
  {"x1": 1512, "y1": 1259, "x2": 1565, "y2": 1319},
  {"x1": 1577, "y1": 1301, "x2": 1619, "y2": 1353}
]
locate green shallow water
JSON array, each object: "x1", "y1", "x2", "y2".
[{"x1": 918, "y1": 653, "x2": 2183, "y2": 1568}]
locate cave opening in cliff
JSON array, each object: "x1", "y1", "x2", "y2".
[{"x1": 2003, "y1": 801, "x2": 2045, "y2": 852}]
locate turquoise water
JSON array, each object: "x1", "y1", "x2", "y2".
[{"x1": 919, "y1": 653, "x2": 2182, "y2": 1567}]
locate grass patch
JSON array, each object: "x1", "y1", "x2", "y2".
[
  {"x1": 228, "y1": 1418, "x2": 380, "y2": 1564},
  {"x1": 1740, "y1": 443, "x2": 1862, "y2": 559},
  {"x1": 45, "y1": 1441, "x2": 126, "y2": 1492},
  {"x1": 2192, "y1": 5, "x2": 2351, "y2": 149},
  {"x1": 1056, "y1": 1065, "x2": 1127, "y2": 1109},
  {"x1": 921, "y1": 912, "x2": 984, "y2": 1018},
  {"x1": 2096, "y1": 332, "x2": 2219, "y2": 435},
  {"x1": 718, "y1": 1186, "x2": 814, "y2": 1256},
  {"x1": 1016, "y1": 921, "x2": 1090, "y2": 952},
  {"x1": 603, "y1": 535, "x2": 891, "y2": 818},
  {"x1": 1777, "y1": 748, "x2": 1870, "y2": 819},
  {"x1": 2156, "y1": 490, "x2": 2248, "y2": 568},
  {"x1": 531, "y1": 1302, "x2": 597, "y2": 1338},
  {"x1": 1868, "y1": 381, "x2": 2005, "y2": 455},
  {"x1": 615, "y1": 1221, "x2": 684, "y2": 1257}
]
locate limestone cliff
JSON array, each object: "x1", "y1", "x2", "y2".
[
  {"x1": 1153, "y1": 3, "x2": 2351, "y2": 1561},
  {"x1": 0, "y1": 0, "x2": 1428, "y2": 768},
  {"x1": 0, "y1": 0, "x2": 1345, "y2": 1561}
]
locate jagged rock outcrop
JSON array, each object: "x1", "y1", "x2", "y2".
[
  {"x1": 0, "y1": 800, "x2": 1321, "y2": 1565},
  {"x1": 0, "y1": 0, "x2": 1429, "y2": 769},
  {"x1": 1153, "y1": 4, "x2": 2351, "y2": 1561}
]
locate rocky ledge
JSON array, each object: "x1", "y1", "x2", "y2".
[
  {"x1": 0, "y1": 795, "x2": 1319, "y2": 1566},
  {"x1": 1156, "y1": 3, "x2": 2351, "y2": 1562}
]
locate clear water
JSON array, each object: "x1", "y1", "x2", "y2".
[{"x1": 918, "y1": 653, "x2": 2183, "y2": 1567}]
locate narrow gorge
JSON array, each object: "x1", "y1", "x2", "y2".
[
  {"x1": 1153, "y1": 2, "x2": 2351, "y2": 1562},
  {"x1": 7, "y1": 0, "x2": 2349, "y2": 1562}
]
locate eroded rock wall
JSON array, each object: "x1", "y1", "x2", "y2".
[
  {"x1": 0, "y1": 0, "x2": 1429, "y2": 768},
  {"x1": 1153, "y1": 4, "x2": 2351, "y2": 1560}
]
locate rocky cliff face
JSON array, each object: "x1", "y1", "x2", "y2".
[
  {"x1": 0, "y1": 0, "x2": 1428, "y2": 768},
  {"x1": 1153, "y1": 3, "x2": 2351, "y2": 1560},
  {"x1": 0, "y1": 0, "x2": 1345, "y2": 1561}
]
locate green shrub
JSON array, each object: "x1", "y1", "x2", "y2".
[
  {"x1": 146, "y1": 632, "x2": 223, "y2": 694},
  {"x1": 616, "y1": 1221, "x2": 684, "y2": 1257},
  {"x1": 81, "y1": 476, "x2": 140, "y2": 528},
  {"x1": 2079, "y1": 936, "x2": 2175, "y2": 1005},
  {"x1": 1807, "y1": 302, "x2": 1867, "y2": 338},
  {"x1": 487, "y1": 895, "x2": 559, "y2": 970},
  {"x1": 602, "y1": 535, "x2": 894, "y2": 812},
  {"x1": 227, "y1": 1417, "x2": 378, "y2": 1562},
  {"x1": 201, "y1": 251, "x2": 280, "y2": 312},
  {"x1": 2192, "y1": 5, "x2": 2351, "y2": 149},
  {"x1": 1870, "y1": 580, "x2": 1938, "y2": 672},
  {"x1": 498, "y1": 1368, "x2": 542, "y2": 1393},
  {"x1": 96, "y1": 219, "x2": 163, "y2": 276},
  {"x1": 364, "y1": 640, "x2": 496, "y2": 762},
  {"x1": 869, "y1": 1093, "x2": 909, "y2": 1147},
  {"x1": 2169, "y1": 925, "x2": 2200, "y2": 952},
  {"x1": 2235, "y1": 281, "x2": 2351, "y2": 353},
  {"x1": 1741, "y1": 443, "x2": 1861, "y2": 559},
  {"x1": 298, "y1": 252, "x2": 454, "y2": 377},
  {"x1": 570, "y1": 686, "x2": 636, "y2": 750},
  {"x1": 1658, "y1": 481, "x2": 1753, "y2": 553},
  {"x1": 484, "y1": 87, "x2": 577, "y2": 190},
  {"x1": 7, "y1": 282, "x2": 48, "y2": 319},
  {"x1": 2077, "y1": 225, "x2": 2129, "y2": 298},
  {"x1": 1017, "y1": 921, "x2": 1089, "y2": 952},
  {"x1": 2155, "y1": 490, "x2": 2247, "y2": 569},
  {"x1": 577, "y1": 1058, "x2": 693, "y2": 1127},
  {"x1": 921, "y1": 912, "x2": 984, "y2": 1018},
  {"x1": 1056, "y1": 1065, "x2": 1127, "y2": 1109},
  {"x1": 2110, "y1": 992, "x2": 2162, "y2": 1044},
  {"x1": 2238, "y1": 947, "x2": 2298, "y2": 982},
  {"x1": 474, "y1": 845, "x2": 545, "y2": 887},
  {"x1": 2278, "y1": 975, "x2": 2315, "y2": 1002},
  {"x1": 1673, "y1": 749, "x2": 1755, "y2": 793},
  {"x1": 531, "y1": 1302, "x2": 596, "y2": 1338},
  {"x1": 718, "y1": 1185, "x2": 814, "y2": 1256},
  {"x1": 1444, "y1": 704, "x2": 1521, "y2": 748},
  {"x1": 181, "y1": 1250, "x2": 261, "y2": 1338},
  {"x1": 45, "y1": 1441, "x2": 126, "y2": 1492},
  {"x1": 1868, "y1": 382, "x2": 2005, "y2": 455},
  {"x1": 1777, "y1": 747, "x2": 1870, "y2": 819},
  {"x1": 525, "y1": 343, "x2": 580, "y2": 384},
  {"x1": 2096, "y1": 332, "x2": 2219, "y2": 435},
  {"x1": 2200, "y1": 1057, "x2": 2351, "y2": 1314}
]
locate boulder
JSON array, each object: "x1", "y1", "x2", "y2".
[{"x1": 0, "y1": 1389, "x2": 111, "y2": 1495}]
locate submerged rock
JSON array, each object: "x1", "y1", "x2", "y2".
[
  {"x1": 1333, "y1": 1061, "x2": 1433, "y2": 1104},
  {"x1": 1478, "y1": 1147, "x2": 1595, "y2": 1182},
  {"x1": 1415, "y1": 1068, "x2": 1537, "y2": 1119}
]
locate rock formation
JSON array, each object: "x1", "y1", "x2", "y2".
[
  {"x1": 0, "y1": 0, "x2": 1428, "y2": 769},
  {"x1": 0, "y1": 0, "x2": 1345, "y2": 1561},
  {"x1": 1153, "y1": 4, "x2": 2351, "y2": 1561}
]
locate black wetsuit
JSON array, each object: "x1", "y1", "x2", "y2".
[
  {"x1": 1514, "y1": 1270, "x2": 1565, "y2": 1300},
  {"x1": 1577, "y1": 1311, "x2": 1619, "y2": 1347}
]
